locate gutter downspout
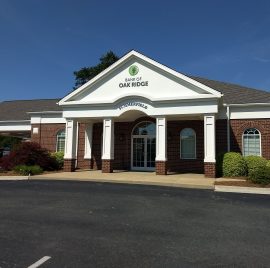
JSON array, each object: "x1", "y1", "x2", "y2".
[
  {"x1": 75, "y1": 121, "x2": 79, "y2": 169},
  {"x1": 226, "y1": 105, "x2": 230, "y2": 152}
]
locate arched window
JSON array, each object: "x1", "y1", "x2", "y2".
[
  {"x1": 132, "y1": 121, "x2": 156, "y2": 136},
  {"x1": 56, "y1": 130, "x2": 66, "y2": 152},
  {"x1": 243, "y1": 128, "x2": 261, "y2": 156},
  {"x1": 180, "y1": 128, "x2": 196, "y2": 159}
]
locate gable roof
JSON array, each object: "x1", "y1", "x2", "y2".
[
  {"x1": 190, "y1": 76, "x2": 270, "y2": 104},
  {"x1": 0, "y1": 99, "x2": 61, "y2": 121},
  {"x1": 59, "y1": 50, "x2": 222, "y2": 105}
]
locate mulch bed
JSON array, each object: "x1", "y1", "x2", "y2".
[
  {"x1": 215, "y1": 180, "x2": 270, "y2": 188},
  {"x1": 0, "y1": 171, "x2": 20, "y2": 176},
  {"x1": 0, "y1": 170, "x2": 64, "y2": 176}
]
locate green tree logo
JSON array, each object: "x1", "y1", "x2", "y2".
[{"x1": 129, "y1": 65, "x2": 139, "y2": 76}]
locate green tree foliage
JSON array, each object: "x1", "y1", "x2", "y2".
[
  {"x1": 73, "y1": 51, "x2": 119, "y2": 89},
  {"x1": 0, "y1": 135, "x2": 21, "y2": 150}
]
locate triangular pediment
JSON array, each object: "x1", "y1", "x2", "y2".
[{"x1": 59, "y1": 50, "x2": 221, "y2": 106}]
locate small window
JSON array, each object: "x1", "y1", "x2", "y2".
[
  {"x1": 56, "y1": 130, "x2": 66, "y2": 152},
  {"x1": 180, "y1": 128, "x2": 196, "y2": 159},
  {"x1": 243, "y1": 128, "x2": 261, "y2": 156}
]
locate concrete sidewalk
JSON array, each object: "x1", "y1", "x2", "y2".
[{"x1": 33, "y1": 170, "x2": 214, "y2": 189}]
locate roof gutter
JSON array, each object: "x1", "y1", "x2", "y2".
[
  {"x1": 27, "y1": 111, "x2": 63, "y2": 115},
  {"x1": 224, "y1": 103, "x2": 270, "y2": 107},
  {"x1": 0, "y1": 120, "x2": 30, "y2": 123},
  {"x1": 226, "y1": 106, "x2": 230, "y2": 152}
]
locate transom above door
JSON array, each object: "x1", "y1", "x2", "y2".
[{"x1": 131, "y1": 121, "x2": 156, "y2": 171}]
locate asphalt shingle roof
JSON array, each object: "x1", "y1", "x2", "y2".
[
  {"x1": 190, "y1": 76, "x2": 270, "y2": 104},
  {"x1": 0, "y1": 99, "x2": 61, "y2": 121}
]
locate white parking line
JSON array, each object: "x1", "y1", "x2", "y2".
[{"x1": 27, "y1": 256, "x2": 51, "y2": 268}]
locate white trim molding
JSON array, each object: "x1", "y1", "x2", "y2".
[
  {"x1": 155, "y1": 117, "x2": 167, "y2": 161},
  {"x1": 204, "y1": 114, "x2": 216, "y2": 163},
  {"x1": 84, "y1": 123, "x2": 93, "y2": 159},
  {"x1": 102, "y1": 118, "x2": 114, "y2": 160},
  {"x1": 64, "y1": 119, "x2": 78, "y2": 159}
]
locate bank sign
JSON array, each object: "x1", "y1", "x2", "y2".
[{"x1": 119, "y1": 65, "x2": 149, "y2": 88}]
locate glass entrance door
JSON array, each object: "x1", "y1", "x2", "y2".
[
  {"x1": 132, "y1": 137, "x2": 156, "y2": 170},
  {"x1": 131, "y1": 121, "x2": 156, "y2": 171}
]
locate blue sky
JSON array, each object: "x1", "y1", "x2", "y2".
[{"x1": 1, "y1": 0, "x2": 270, "y2": 101}]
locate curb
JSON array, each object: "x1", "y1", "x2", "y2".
[
  {"x1": 215, "y1": 185, "x2": 270, "y2": 195},
  {"x1": 0, "y1": 176, "x2": 29, "y2": 180}
]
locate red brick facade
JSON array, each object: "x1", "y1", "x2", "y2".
[
  {"x1": 102, "y1": 159, "x2": 113, "y2": 173},
  {"x1": 204, "y1": 162, "x2": 216, "y2": 178},
  {"x1": 156, "y1": 161, "x2": 167, "y2": 175},
  {"x1": 77, "y1": 123, "x2": 92, "y2": 169},
  {"x1": 167, "y1": 120, "x2": 204, "y2": 173},
  {"x1": 230, "y1": 119, "x2": 270, "y2": 159},
  {"x1": 31, "y1": 118, "x2": 270, "y2": 177},
  {"x1": 31, "y1": 123, "x2": 65, "y2": 152},
  {"x1": 63, "y1": 159, "x2": 76, "y2": 172}
]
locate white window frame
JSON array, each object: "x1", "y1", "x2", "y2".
[
  {"x1": 180, "y1": 128, "x2": 196, "y2": 159},
  {"x1": 56, "y1": 129, "x2": 66, "y2": 152},
  {"x1": 242, "y1": 128, "x2": 261, "y2": 156}
]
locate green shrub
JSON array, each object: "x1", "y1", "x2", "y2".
[
  {"x1": 248, "y1": 165, "x2": 270, "y2": 185},
  {"x1": 13, "y1": 165, "x2": 43, "y2": 176},
  {"x1": 222, "y1": 152, "x2": 247, "y2": 177},
  {"x1": 244, "y1": 155, "x2": 267, "y2": 177},
  {"x1": 0, "y1": 142, "x2": 58, "y2": 171},
  {"x1": 266, "y1": 160, "x2": 270, "y2": 168},
  {"x1": 51, "y1": 151, "x2": 64, "y2": 169}
]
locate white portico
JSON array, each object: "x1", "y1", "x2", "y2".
[{"x1": 59, "y1": 50, "x2": 221, "y2": 177}]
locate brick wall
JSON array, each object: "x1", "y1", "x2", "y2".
[
  {"x1": 167, "y1": 120, "x2": 204, "y2": 173},
  {"x1": 102, "y1": 159, "x2": 113, "y2": 173},
  {"x1": 204, "y1": 162, "x2": 216, "y2": 178},
  {"x1": 90, "y1": 118, "x2": 205, "y2": 173},
  {"x1": 34, "y1": 118, "x2": 270, "y2": 174},
  {"x1": 76, "y1": 123, "x2": 92, "y2": 169},
  {"x1": 230, "y1": 119, "x2": 270, "y2": 160},
  {"x1": 216, "y1": 119, "x2": 227, "y2": 155},
  {"x1": 91, "y1": 123, "x2": 102, "y2": 170},
  {"x1": 31, "y1": 123, "x2": 65, "y2": 152},
  {"x1": 156, "y1": 161, "x2": 167, "y2": 175}
]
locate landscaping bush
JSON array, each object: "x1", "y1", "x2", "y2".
[
  {"x1": 244, "y1": 155, "x2": 267, "y2": 177},
  {"x1": 222, "y1": 152, "x2": 247, "y2": 177},
  {"x1": 248, "y1": 165, "x2": 270, "y2": 185},
  {"x1": 13, "y1": 165, "x2": 43, "y2": 176},
  {"x1": 51, "y1": 151, "x2": 64, "y2": 169},
  {"x1": 0, "y1": 142, "x2": 58, "y2": 171},
  {"x1": 266, "y1": 160, "x2": 270, "y2": 168}
]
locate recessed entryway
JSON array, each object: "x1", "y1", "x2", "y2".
[{"x1": 131, "y1": 121, "x2": 156, "y2": 171}]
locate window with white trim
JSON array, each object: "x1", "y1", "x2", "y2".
[
  {"x1": 242, "y1": 128, "x2": 261, "y2": 156},
  {"x1": 180, "y1": 128, "x2": 196, "y2": 159},
  {"x1": 56, "y1": 130, "x2": 66, "y2": 152}
]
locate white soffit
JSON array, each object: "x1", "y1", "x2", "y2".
[{"x1": 59, "y1": 50, "x2": 222, "y2": 106}]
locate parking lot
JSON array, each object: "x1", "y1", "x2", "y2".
[{"x1": 0, "y1": 180, "x2": 270, "y2": 267}]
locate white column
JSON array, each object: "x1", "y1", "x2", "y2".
[
  {"x1": 64, "y1": 119, "x2": 78, "y2": 159},
  {"x1": 204, "y1": 114, "x2": 216, "y2": 162},
  {"x1": 155, "y1": 117, "x2": 167, "y2": 161},
  {"x1": 84, "y1": 123, "x2": 93, "y2": 159},
  {"x1": 102, "y1": 118, "x2": 114, "y2": 160}
]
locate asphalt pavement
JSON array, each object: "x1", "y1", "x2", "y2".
[{"x1": 0, "y1": 180, "x2": 270, "y2": 268}]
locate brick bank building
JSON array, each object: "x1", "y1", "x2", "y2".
[{"x1": 1, "y1": 50, "x2": 270, "y2": 177}]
